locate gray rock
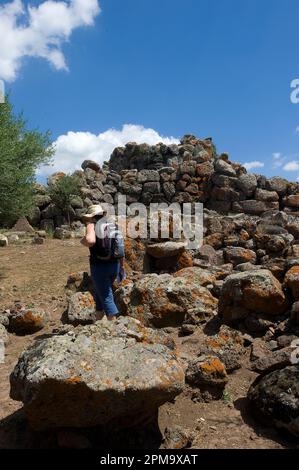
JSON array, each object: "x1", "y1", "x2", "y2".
[
  {"x1": 115, "y1": 273, "x2": 217, "y2": 328},
  {"x1": 137, "y1": 170, "x2": 160, "y2": 183},
  {"x1": 248, "y1": 366, "x2": 299, "y2": 437},
  {"x1": 0, "y1": 312, "x2": 10, "y2": 328},
  {"x1": 40, "y1": 219, "x2": 54, "y2": 232},
  {"x1": 251, "y1": 349, "x2": 292, "y2": 374},
  {"x1": 143, "y1": 182, "x2": 161, "y2": 194},
  {"x1": 70, "y1": 196, "x2": 84, "y2": 209},
  {"x1": 200, "y1": 325, "x2": 245, "y2": 373},
  {"x1": 244, "y1": 313, "x2": 274, "y2": 333},
  {"x1": 10, "y1": 317, "x2": 185, "y2": 431},
  {"x1": 146, "y1": 241, "x2": 186, "y2": 259},
  {"x1": 66, "y1": 292, "x2": 97, "y2": 326},
  {"x1": 235, "y1": 262, "x2": 261, "y2": 272},
  {"x1": 235, "y1": 174, "x2": 257, "y2": 197},
  {"x1": 27, "y1": 206, "x2": 41, "y2": 226},
  {"x1": 218, "y1": 269, "x2": 288, "y2": 322},
  {"x1": 195, "y1": 245, "x2": 219, "y2": 265},
  {"x1": 81, "y1": 160, "x2": 101, "y2": 172},
  {"x1": 186, "y1": 355, "x2": 228, "y2": 389},
  {"x1": 119, "y1": 181, "x2": 143, "y2": 197},
  {"x1": 47, "y1": 172, "x2": 66, "y2": 186},
  {"x1": 161, "y1": 426, "x2": 195, "y2": 449},
  {"x1": 214, "y1": 159, "x2": 236, "y2": 177},
  {"x1": 0, "y1": 235, "x2": 8, "y2": 247},
  {"x1": 211, "y1": 186, "x2": 242, "y2": 202},
  {"x1": 223, "y1": 247, "x2": 256, "y2": 266},
  {"x1": 103, "y1": 184, "x2": 118, "y2": 195},
  {"x1": 54, "y1": 228, "x2": 73, "y2": 240},
  {"x1": 163, "y1": 182, "x2": 176, "y2": 201},
  {"x1": 34, "y1": 194, "x2": 52, "y2": 208},
  {"x1": 232, "y1": 200, "x2": 279, "y2": 215},
  {"x1": 212, "y1": 174, "x2": 238, "y2": 188},
  {"x1": 0, "y1": 324, "x2": 9, "y2": 346},
  {"x1": 179, "y1": 162, "x2": 197, "y2": 176},
  {"x1": 265, "y1": 177, "x2": 288, "y2": 196},
  {"x1": 32, "y1": 236, "x2": 45, "y2": 245},
  {"x1": 255, "y1": 188, "x2": 279, "y2": 202}
]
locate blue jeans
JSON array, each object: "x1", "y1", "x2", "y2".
[{"x1": 90, "y1": 262, "x2": 120, "y2": 316}]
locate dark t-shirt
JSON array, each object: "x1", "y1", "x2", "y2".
[{"x1": 89, "y1": 242, "x2": 119, "y2": 265}]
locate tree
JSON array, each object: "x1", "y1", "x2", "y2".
[
  {"x1": 0, "y1": 97, "x2": 54, "y2": 227},
  {"x1": 47, "y1": 174, "x2": 82, "y2": 226}
]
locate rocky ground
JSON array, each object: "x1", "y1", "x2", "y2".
[
  {"x1": 1, "y1": 135, "x2": 299, "y2": 449},
  {"x1": 0, "y1": 239, "x2": 297, "y2": 449}
]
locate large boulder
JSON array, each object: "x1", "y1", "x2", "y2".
[
  {"x1": 115, "y1": 273, "x2": 217, "y2": 327},
  {"x1": 10, "y1": 317, "x2": 185, "y2": 431},
  {"x1": 65, "y1": 292, "x2": 97, "y2": 326},
  {"x1": 9, "y1": 309, "x2": 49, "y2": 335},
  {"x1": 235, "y1": 174, "x2": 257, "y2": 197},
  {"x1": 248, "y1": 366, "x2": 299, "y2": 437},
  {"x1": 146, "y1": 241, "x2": 186, "y2": 259},
  {"x1": 218, "y1": 270, "x2": 288, "y2": 323}
]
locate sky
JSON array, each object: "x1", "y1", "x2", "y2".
[{"x1": 1, "y1": 0, "x2": 299, "y2": 183}]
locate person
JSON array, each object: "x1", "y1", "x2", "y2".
[{"x1": 80, "y1": 204, "x2": 125, "y2": 321}]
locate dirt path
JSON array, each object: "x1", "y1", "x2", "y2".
[{"x1": 0, "y1": 240, "x2": 295, "y2": 449}]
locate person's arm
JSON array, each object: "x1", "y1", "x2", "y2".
[{"x1": 80, "y1": 222, "x2": 96, "y2": 247}]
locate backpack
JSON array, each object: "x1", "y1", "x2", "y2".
[{"x1": 94, "y1": 220, "x2": 125, "y2": 261}]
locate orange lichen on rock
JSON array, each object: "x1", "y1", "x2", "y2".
[
  {"x1": 177, "y1": 251, "x2": 193, "y2": 269},
  {"x1": 285, "y1": 266, "x2": 299, "y2": 300},
  {"x1": 66, "y1": 376, "x2": 82, "y2": 384}
]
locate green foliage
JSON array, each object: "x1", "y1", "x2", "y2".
[
  {"x1": 47, "y1": 174, "x2": 81, "y2": 225},
  {"x1": 0, "y1": 97, "x2": 54, "y2": 227},
  {"x1": 222, "y1": 390, "x2": 231, "y2": 403}
]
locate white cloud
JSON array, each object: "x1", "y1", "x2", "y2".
[
  {"x1": 283, "y1": 160, "x2": 299, "y2": 171},
  {"x1": 37, "y1": 124, "x2": 180, "y2": 176},
  {"x1": 244, "y1": 161, "x2": 264, "y2": 171},
  {"x1": 0, "y1": 0, "x2": 101, "y2": 81},
  {"x1": 272, "y1": 152, "x2": 287, "y2": 169}
]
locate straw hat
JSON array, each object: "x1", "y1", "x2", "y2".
[{"x1": 81, "y1": 204, "x2": 106, "y2": 222}]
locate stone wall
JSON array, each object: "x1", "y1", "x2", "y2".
[{"x1": 31, "y1": 134, "x2": 299, "y2": 230}]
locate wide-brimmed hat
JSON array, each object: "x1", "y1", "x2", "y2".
[{"x1": 81, "y1": 204, "x2": 106, "y2": 221}]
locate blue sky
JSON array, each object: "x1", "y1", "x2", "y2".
[{"x1": 1, "y1": 0, "x2": 299, "y2": 182}]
